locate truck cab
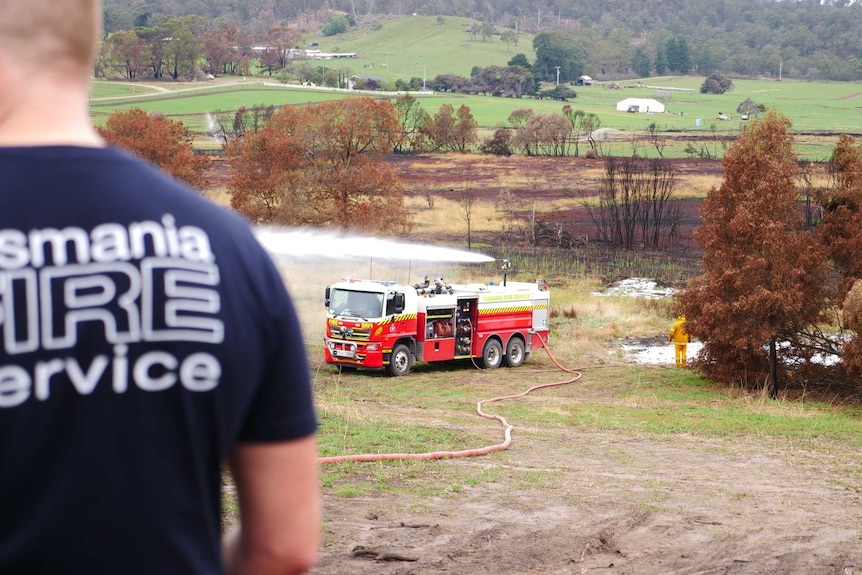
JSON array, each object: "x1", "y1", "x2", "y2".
[{"x1": 324, "y1": 279, "x2": 417, "y2": 375}]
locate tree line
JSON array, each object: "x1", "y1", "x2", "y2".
[{"x1": 103, "y1": 0, "x2": 862, "y2": 81}]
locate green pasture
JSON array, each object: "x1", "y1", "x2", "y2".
[
  {"x1": 591, "y1": 77, "x2": 862, "y2": 134},
  {"x1": 303, "y1": 15, "x2": 536, "y2": 82},
  {"x1": 89, "y1": 74, "x2": 861, "y2": 158},
  {"x1": 90, "y1": 83, "x2": 350, "y2": 131},
  {"x1": 90, "y1": 76, "x2": 862, "y2": 135},
  {"x1": 90, "y1": 81, "x2": 162, "y2": 98}
]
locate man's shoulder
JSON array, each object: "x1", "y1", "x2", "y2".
[
  {"x1": 1, "y1": 145, "x2": 264, "y2": 264},
  {"x1": 96, "y1": 147, "x2": 251, "y2": 233}
]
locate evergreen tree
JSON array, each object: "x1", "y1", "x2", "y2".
[
  {"x1": 665, "y1": 38, "x2": 679, "y2": 72},
  {"x1": 654, "y1": 43, "x2": 667, "y2": 75},
  {"x1": 696, "y1": 45, "x2": 717, "y2": 76},
  {"x1": 680, "y1": 112, "x2": 830, "y2": 397},
  {"x1": 677, "y1": 37, "x2": 693, "y2": 74},
  {"x1": 508, "y1": 53, "x2": 530, "y2": 68},
  {"x1": 532, "y1": 30, "x2": 587, "y2": 84},
  {"x1": 631, "y1": 47, "x2": 651, "y2": 78}
]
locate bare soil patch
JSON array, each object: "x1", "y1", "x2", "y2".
[{"x1": 312, "y1": 422, "x2": 862, "y2": 574}]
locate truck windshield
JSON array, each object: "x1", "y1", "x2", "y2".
[{"x1": 328, "y1": 289, "x2": 384, "y2": 319}]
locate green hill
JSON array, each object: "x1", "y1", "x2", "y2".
[{"x1": 302, "y1": 16, "x2": 535, "y2": 83}]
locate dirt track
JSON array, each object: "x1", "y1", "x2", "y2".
[{"x1": 310, "y1": 373, "x2": 862, "y2": 575}]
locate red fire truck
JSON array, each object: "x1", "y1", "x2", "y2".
[{"x1": 323, "y1": 274, "x2": 549, "y2": 376}]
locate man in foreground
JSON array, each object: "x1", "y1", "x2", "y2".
[{"x1": 0, "y1": 2, "x2": 320, "y2": 574}]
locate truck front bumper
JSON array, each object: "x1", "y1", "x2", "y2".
[{"x1": 324, "y1": 338, "x2": 385, "y2": 368}]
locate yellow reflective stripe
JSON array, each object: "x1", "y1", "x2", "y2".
[
  {"x1": 478, "y1": 305, "x2": 535, "y2": 315},
  {"x1": 379, "y1": 313, "x2": 417, "y2": 325}
]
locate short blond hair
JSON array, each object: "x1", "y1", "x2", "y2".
[{"x1": 0, "y1": 0, "x2": 102, "y2": 76}]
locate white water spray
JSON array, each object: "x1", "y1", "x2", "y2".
[
  {"x1": 254, "y1": 227, "x2": 495, "y2": 263},
  {"x1": 205, "y1": 112, "x2": 221, "y2": 144}
]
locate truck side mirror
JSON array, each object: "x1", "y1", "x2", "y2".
[
  {"x1": 387, "y1": 292, "x2": 405, "y2": 315},
  {"x1": 324, "y1": 286, "x2": 331, "y2": 307}
]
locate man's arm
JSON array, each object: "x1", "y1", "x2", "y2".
[{"x1": 223, "y1": 436, "x2": 320, "y2": 575}]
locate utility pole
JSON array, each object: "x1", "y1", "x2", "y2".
[
  {"x1": 423, "y1": 65, "x2": 426, "y2": 91},
  {"x1": 555, "y1": 66, "x2": 560, "y2": 86}
]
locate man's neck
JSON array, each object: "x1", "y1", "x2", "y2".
[{"x1": 0, "y1": 74, "x2": 104, "y2": 148}]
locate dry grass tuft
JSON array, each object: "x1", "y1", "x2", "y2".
[
  {"x1": 674, "y1": 173, "x2": 723, "y2": 198},
  {"x1": 204, "y1": 186, "x2": 231, "y2": 207},
  {"x1": 560, "y1": 306, "x2": 578, "y2": 319}
]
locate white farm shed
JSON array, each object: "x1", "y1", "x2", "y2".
[{"x1": 616, "y1": 98, "x2": 665, "y2": 114}]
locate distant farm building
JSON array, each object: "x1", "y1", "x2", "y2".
[
  {"x1": 252, "y1": 47, "x2": 358, "y2": 59},
  {"x1": 576, "y1": 75, "x2": 594, "y2": 86},
  {"x1": 289, "y1": 48, "x2": 357, "y2": 59},
  {"x1": 615, "y1": 98, "x2": 665, "y2": 114}
]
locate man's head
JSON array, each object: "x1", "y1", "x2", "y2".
[{"x1": 0, "y1": 0, "x2": 102, "y2": 80}]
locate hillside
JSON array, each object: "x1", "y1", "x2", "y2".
[
  {"x1": 300, "y1": 15, "x2": 535, "y2": 82},
  {"x1": 102, "y1": 0, "x2": 862, "y2": 82}
]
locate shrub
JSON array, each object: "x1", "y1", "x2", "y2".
[
  {"x1": 700, "y1": 74, "x2": 734, "y2": 94},
  {"x1": 322, "y1": 16, "x2": 349, "y2": 36},
  {"x1": 480, "y1": 128, "x2": 513, "y2": 156}
]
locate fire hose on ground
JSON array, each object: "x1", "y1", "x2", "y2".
[{"x1": 319, "y1": 338, "x2": 583, "y2": 465}]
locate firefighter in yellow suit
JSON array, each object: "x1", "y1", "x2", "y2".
[{"x1": 669, "y1": 315, "x2": 691, "y2": 367}]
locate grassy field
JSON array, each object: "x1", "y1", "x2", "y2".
[
  {"x1": 315, "y1": 362, "x2": 862, "y2": 476},
  {"x1": 301, "y1": 15, "x2": 536, "y2": 83},
  {"x1": 91, "y1": 77, "x2": 861, "y2": 160},
  {"x1": 89, "y1": 81, "x2": 349, "y2": 131},
  {"x1": 91, "y1": 74, "x2": 862, "y2": 132},
  {"x1": 300, "y1": 262, "x2": 862, "y2": 495},
  {"x1": 89, "y1": 13, "x2": 861, "y2": 160}
]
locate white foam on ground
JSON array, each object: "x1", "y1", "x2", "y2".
[
  {"x1": 592, "y1": 277, "x2": 675, "y2": 299},
  {"x1": 593, "y1": 278, "x2": 845, "y2": 366},
  {"x1": 620, "y1": 341, "x2": 704, "y2": 365}
]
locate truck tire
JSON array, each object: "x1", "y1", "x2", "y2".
[
  {"x1": 505, "y1": 337, "x2": 526, "y2": 367},
  {"x1": 387, "y1": 343, "x2": 413, "y2": 377},
  {"x1": 482, "y1": 339, "x2": 503, "y2": 369}
]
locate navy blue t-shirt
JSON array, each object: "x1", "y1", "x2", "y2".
[{"x1": 0, "y1": 146, "x2": 317, "y2": 573}]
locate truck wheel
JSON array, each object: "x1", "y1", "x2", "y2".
[
  {"x1": 505, "y1": 337, "x2": 526, "y2": 367},
  {"x1": 387, "y1": 343, "x2": 413, "y2": 377},
  {"x1": 482, "y1": 339, "x2": 503, "y2": 369}
]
